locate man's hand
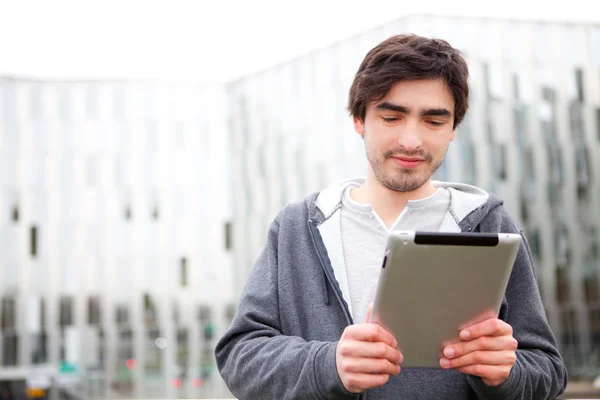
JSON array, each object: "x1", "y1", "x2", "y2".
[
  {"x1": 336, "y1": 306, "x2": 403, "y2": 393},
  {"x1": 440, "y1": 318, "x2": 518, "y2": 386}
]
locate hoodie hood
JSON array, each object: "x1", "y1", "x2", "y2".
[
  {"x1": 309, "y1": 177, "x2": 504, "y2": 232},
  {"x1": 306, "y1": 177, "x2": 505, "y2": 320}
]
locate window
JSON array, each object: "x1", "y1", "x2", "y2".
[
  {"x1": 575, "y1": 68, "x2": 584, "y2": 103},
  {"x1": 143, "y1": 294, "x2": 157, "y2": 325},
  {"x1": 124, "y1": 205, "x2": 132, "y2": 221},
  {"x1": 583, "y1": 227, "x2": 600, "y2": 305},
  {"x1": 528, "y1": 229, "x2": 541, "y2": 261},
  {"x1": 596, "y1": 108, "x2": 600, "y2": 142},
  {"x1": 494, "y1": 144, "x2": 508, "y2": 181},
  {"x1": 512, "y1": 73, "x2": 519, "y2": 101},
  {"x1": 198, "y1": 306, "x2": 211, "y2": 324},
  {"x1": 547, "y1": 146, "x2": 564, "y2": 187},
  {"x1": 556, "y1": 269, "x2": 570, "y2": 305},
  {"x1": 2, "y1": 334, "x2": 18, "y2": 366},
  {"x1": 180, "y1": 257, "x2": 188, "y2": 288},
  {"x1": 40, "y1": 298, "x2": 46, "y2": 328},
  {"x1": 173, "y1": 302, "x2": 180, "y2": 324},
  {"x1": 514, "y1": 105, "x2": 528, "y2": 146},
  {"x1": 584, "y1": 275, "x2": 600, "y2": 304},
  {"x1": 554, "y1": 225, "x2": 570, "y2": 268},
  {"x1": 559, "y1": 310, "x2": 580, "y2": 361},
  {"x1": 115, "y1": 304, "x2": 129, "y2": 325},
  {"x1": 1, "y1": 297, "x2": 16, "y2": 329},
  {"x1": 588, "y1": 309, "x2": 600, "y2": 353},
  {"x1": 569, "y1": 101, "x2": 585, "y2": 142},
  {"x1": 32, "y1": 332, "x2": 48, "y2": 364},
  {"x1": 519, "y1": 188, "x2": 529, "y2": 226},
  {"x1": 575, "y1": 146, "x2": 591, "y2": 200},
  {"x1": 224, "y1": 222, "x2": 233, "y2": 251},
  {"x1": 177, "y1": 329, "x2": 188, "y2": 370},
  {"x1": 88, "y1": 297, "x2": 101, "y2": 325},
  {"x1": 525, "y1": 147, "x2": 536, "y2": 182},
  {"x1": 11, "y1": 204, "x2": 19, "y2": 223},
  {"x1": 59, "y1": 296, "x2": 73, "y2": 326},
  {"x1": 30, "y1": 225, "x2": 38, "y2": 258},
  {"x1": 590, "y1": 227, "x2": 599, "y2": 260},
  {"x1": 116, "y1": 328, "x2": 133, "y2": 376},
  {"x1": 145, "y1": 328, "x2": 162, "y2": 376}
]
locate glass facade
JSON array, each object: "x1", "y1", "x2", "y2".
[{"x1": 0, "y1": 80, "x2": 234, "y2": 398}]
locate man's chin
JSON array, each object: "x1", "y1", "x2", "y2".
[{"x1": 381, "y1": 178, "x2": 429, "y2": 193}]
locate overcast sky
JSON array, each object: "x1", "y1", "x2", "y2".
[{"x1": 0, "y1": 0, "x2": 598, "y2": 83}]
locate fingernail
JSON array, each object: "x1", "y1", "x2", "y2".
[
  {"x1": 444, "y1": 347, "x2": 455, "y2": 358},
  {"x1": 460, "y1": 330, "x2": 471, "y2": 340},
  {"x1": 440, "y1": 358, "x2": 450, "y2": 368}
]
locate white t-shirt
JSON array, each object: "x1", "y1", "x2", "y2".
[{"x1": 340, "y1": 185, "x2": 451, "y2": 324}]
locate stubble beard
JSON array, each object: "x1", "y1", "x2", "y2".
[{"x1": 366, "y1": 143, "x2": 447, "y2": 193}]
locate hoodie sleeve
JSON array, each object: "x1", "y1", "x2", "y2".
[
  {"x1": 467, "y1": 212, "x2": 568, "y2": 400},
  {"x1": 215, "y1": 215, "x2": 357, "y2": 400}
]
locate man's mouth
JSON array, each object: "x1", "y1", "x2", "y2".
[{"x1": 390, "y1": 156, "x2": 426, "y2": 168}]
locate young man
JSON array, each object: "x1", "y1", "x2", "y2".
[{"x1": 216, "y1": 34, "x2": 567, "y2": 399}]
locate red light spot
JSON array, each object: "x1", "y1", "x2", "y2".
[
  {"x1": 126, "y1": 359, "x2": 136, "y2": 370},
  {"x1": 172, "y1": 378, "x2": 182, "y2": 389},
  {"x1": 191, "y1": 378, "x2": 203, "y2": 388}
]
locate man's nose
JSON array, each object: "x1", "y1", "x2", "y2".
[{"x1": 396, "y1": 120, "x2": 423, "y2": 152}]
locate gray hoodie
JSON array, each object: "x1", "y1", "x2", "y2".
[{"x1": 216, "y1": 180, "x2": 567, "y2": 400}]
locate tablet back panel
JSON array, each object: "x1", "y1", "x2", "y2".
[{"x1": 370, "y1": 231, "x2": 521, "y2": 368}]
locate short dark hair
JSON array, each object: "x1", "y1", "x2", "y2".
[{"x1": 348, "y1": 34, "x2": 469, "y2": 129}]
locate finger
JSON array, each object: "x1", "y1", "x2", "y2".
[
  {"x1": 459, "y1": 318, "x2": 513, "y2": 341},
  {"x1": 338, "y1": 340, "x2": 403, "y2": 364},
  {"x1": 343, "y1": 373, "x2": 391, "y2": 393},
  {"x1": 454, "y1": 364, "x2": 513, "y2": 386},
  {"x1": 458, "y1": 309, "x2": 497, "y2": 331},
  {"x1": 344, "y1": 323, "x2": 397, "y2": 349},
  {"x1": 440, "y1": 350, "x2": 516, "y2": 369},
  {"x1": 443, "y1": 336, "x2": 518, "y2": 359},
  {"x1": 366, "y1": 303, "x2": 373, "y2": 322},
  {"x1": 341, "y1": 357, "x2": 401, "y2": 375}
]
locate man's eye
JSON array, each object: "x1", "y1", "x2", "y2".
[
  {"x1": 427, "y1": 120, "x2": 444, "y2": 126},
  {"x1": 382, "y1": 117, "x2": 398, "y2": 122}
]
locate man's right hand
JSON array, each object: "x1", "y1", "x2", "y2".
[{"x1": 335, "y1": 309, "x2": 403, "y2": 393}]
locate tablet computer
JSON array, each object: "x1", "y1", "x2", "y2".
[{"x1": 369, "y1": 230, "x2": 521, "y2": 368}]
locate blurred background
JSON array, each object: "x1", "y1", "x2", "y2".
[{"x1": 0, "y1": 0, "x2": 599, "y2": 399}]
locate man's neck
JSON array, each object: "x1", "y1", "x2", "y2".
[{"x1": 351, "y1": 173, "x2": 437, "y2": 229}]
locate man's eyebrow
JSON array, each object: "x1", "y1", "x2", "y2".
[
  {"x1": 375, "y1": 102, "x2": 452, "y2": 118},
  {"x1": 422, "y1": 108, "x2": 452, "y2": 117},
  {"x1": 375, "y1": 102, "x2": 409, "y2": 113}
]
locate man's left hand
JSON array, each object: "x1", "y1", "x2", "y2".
[{"x1": 439, "y1": 318, "x2": 518, "y2": 386}]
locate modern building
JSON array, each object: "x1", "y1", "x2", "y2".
[
  {"x1": 0, "y1": 79, "x2": 235, "y2": 398},
  {"x1": 228, "y1": 15, "x2": 600, "y2": 380}
]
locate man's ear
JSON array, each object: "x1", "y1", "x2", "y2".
[
  {"x1": 353, "y1": 117, "x2": 365, "y2": 136},
  {"x1": 450, "y1": 128, "x2": 457, "y2": 142}
]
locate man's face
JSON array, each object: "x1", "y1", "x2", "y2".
[{"x1": 354, "y1": 79, "x2": 457, "y2": 193}]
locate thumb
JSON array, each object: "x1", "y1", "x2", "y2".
[{"x1": 366, "y1": 303, "x2": 373, "y2": 323}]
